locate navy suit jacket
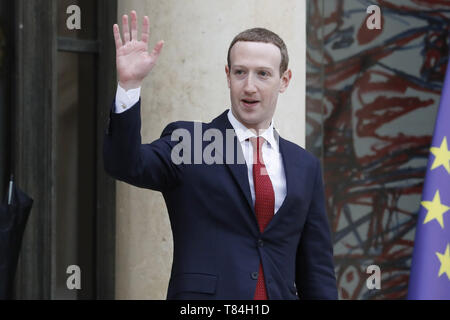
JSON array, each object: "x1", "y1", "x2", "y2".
[{"x1": 103, "y1": 100, "x2": 338, "y2": 300}]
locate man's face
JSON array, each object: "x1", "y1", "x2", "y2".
[{"x1": 226, "y1": 41, "x2": 291, "y2": 132}]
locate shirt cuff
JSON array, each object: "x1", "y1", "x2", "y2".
[{"x1": 114, "y1": 83, "x2": 141, "y2": 113}]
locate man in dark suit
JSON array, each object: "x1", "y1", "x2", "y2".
[{"x1": 104, "y1": 10, "x2": 338, "y2": 300}]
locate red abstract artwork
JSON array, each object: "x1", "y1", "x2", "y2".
[{"x1": 306, "y1": 0, "x2": 450, "y2": 299}]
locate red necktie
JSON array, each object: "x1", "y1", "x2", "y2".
[{"x1": 249, "y1": 136, "x2": 274, "y2": 300}]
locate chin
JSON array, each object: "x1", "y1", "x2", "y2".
[
  {"x1": 242, "y1": 115, "x2": 267, "y2": 129},
  {"x1": 233, "y1": 106, "x2": 266, "y2": 127},
  {"x1": 237, "y1": 111, "x2": 258, "y2": 122}
]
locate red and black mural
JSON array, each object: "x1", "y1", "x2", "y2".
[{"x1": 306, "y1": 0, "x2": 450, "y2": 299}]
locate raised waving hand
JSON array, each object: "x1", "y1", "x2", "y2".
[{"x1": 113, "y1": 11, "x2": 164, "y2": 91}]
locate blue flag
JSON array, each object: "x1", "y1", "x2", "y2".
[{"x1": 408, "y1": 60, "x2": 450, "y2": 299}]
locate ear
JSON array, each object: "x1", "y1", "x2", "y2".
[
  {"x1": 225, "y1": 65, "x2": 231, "y2": 89},
  {"x1": 279, "y1": 69, "x2": 292, "y2": 93}
]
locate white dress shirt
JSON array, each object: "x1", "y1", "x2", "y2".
[{"x1": 114, "y1": 83, "x2": 287, "y2": 214}]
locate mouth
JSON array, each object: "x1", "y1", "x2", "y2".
[{"x1": 241, "y1": 99, "x2": 260, "y2": 108}]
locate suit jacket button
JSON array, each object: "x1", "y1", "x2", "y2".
[
  {"x1": 251, "y1": 272, "x2": 259, "y2": 280},
  {"x1": 258, "y1": 239, "x2": 264, "y2": 247}
]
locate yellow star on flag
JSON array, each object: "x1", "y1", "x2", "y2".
[
  {"x1": 421, "y1": 190, "x2": 450, "y2": 229},
  {"x1": 430, "y1": 137, "x2": 450, "y2": 174},
  {"x1": 436, "y1": 244, "x2": 450, "y2": 281}
]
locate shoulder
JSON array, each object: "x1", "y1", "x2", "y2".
[
  {"x1": 160, "y1": 112, "x2": 226, "y2": 138},
  {"x1": 279, "y1": 136, "x2": 320, "y2": 167},
  {"x1": 160, "y1": 120, "x2": 205, "y2": 138},
  {"x1": 160, "y1": 110, "x2": 230, "y2": 137}
]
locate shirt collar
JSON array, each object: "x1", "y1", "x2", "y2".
[{"x1": 227, "y1": 109, "x2": 279, "y2": 152}]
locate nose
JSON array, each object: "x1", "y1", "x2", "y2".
[{"x1": 244, "y1": 73, "x2": 257, "y2": 94}]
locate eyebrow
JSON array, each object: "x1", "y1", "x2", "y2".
[{"x1": 232, "y1": 65, "x2": 274, "y2": 72}]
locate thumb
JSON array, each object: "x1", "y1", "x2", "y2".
[{"x1": 149, "y1": 40, "x2": 164, "y2": 61}]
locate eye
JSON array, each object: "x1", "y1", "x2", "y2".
[
  {"x1": 234, "y1": 69, "x2": 244, "y2": 75},
  {"x1": 259, "y1": 71, "x2": 270, "y2": 77}
]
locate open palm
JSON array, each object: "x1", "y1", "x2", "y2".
[{"x1": 113, "y1": 11, "x2": 164, "y2": 90}]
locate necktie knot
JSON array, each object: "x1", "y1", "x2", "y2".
[{"x1": 249, "y1": 136, "x2": 266, "y2": 165}]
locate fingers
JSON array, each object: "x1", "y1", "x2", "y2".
[
  {"x1": 122, "y1": 14, "x2": 130, "y2": 43},
  {"x1": 141, "y1": 16, "x2": 150, "y2": 44},
  {"x1": 131, "y1": 10, "x2": 138, "y2": 41},
  {"x1": 113, "y1": 24, "x2": 123, "y2": 49},
  {"x1": 117, "y1": 12, "x2": 152, "y2": 46}
]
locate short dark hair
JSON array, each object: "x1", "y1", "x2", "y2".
[{"x1": 227, "y1": 27, "x2": 289, "y2": 77}]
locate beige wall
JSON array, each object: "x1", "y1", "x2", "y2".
[{"x1": 115, "y1": 0, "x2": 306, "y2": 299}]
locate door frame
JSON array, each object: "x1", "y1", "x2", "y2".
[{"x1": 12, "y1": 0, "x2": 117, "y2": 299}]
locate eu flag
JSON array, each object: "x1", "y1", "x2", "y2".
[{"x1": 408, "y1": 60, "x2": 450, "y2": 299}]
